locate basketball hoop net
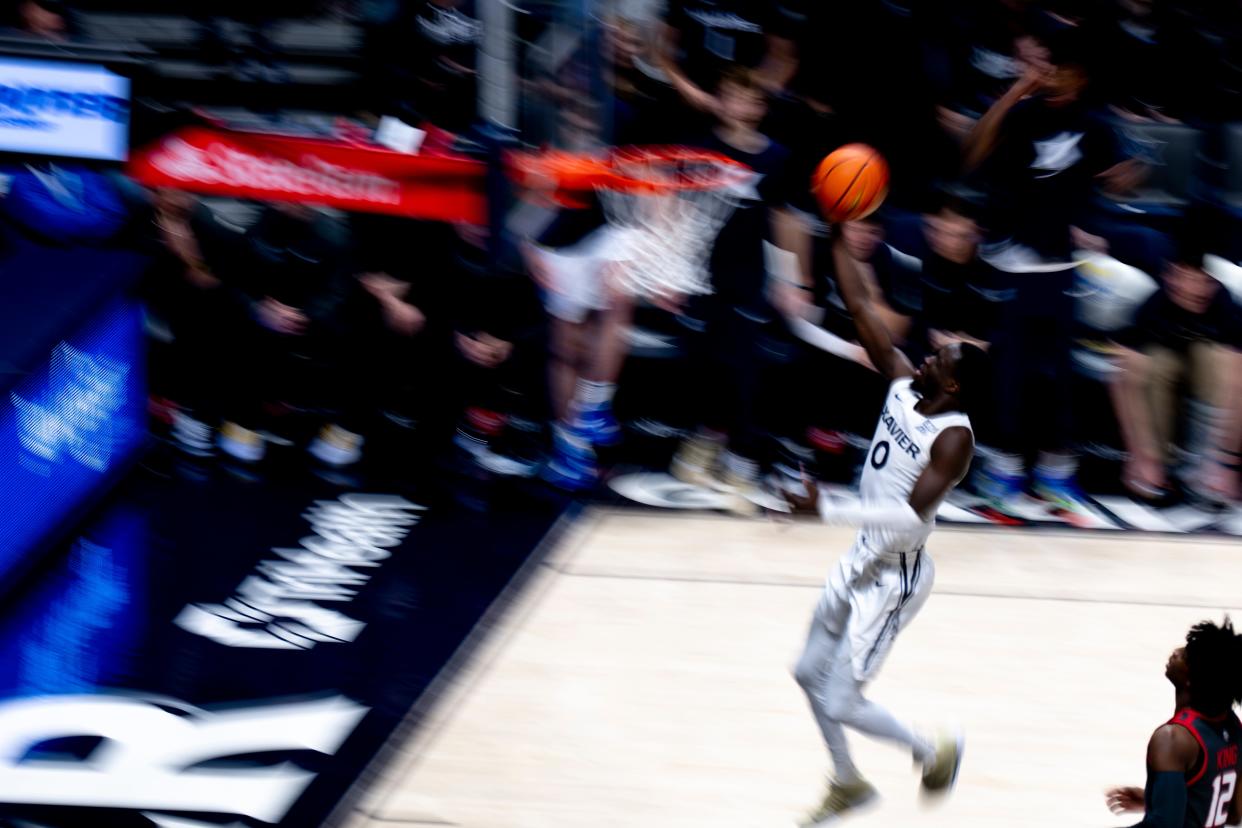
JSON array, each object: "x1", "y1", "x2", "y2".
[{"x1": 510, "y1": 146, "x2": 751, "y2": 298}]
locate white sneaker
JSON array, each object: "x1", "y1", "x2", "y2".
[
  {"x1": 218, "y1": 421, "x2": 266, "y2": 463},
  {"x1": 308, "y1": 424, "x2": 364, "y2": 467},
  {"x1": 921, "y1": 731, "x2": 965, "y2": 796},
  {"x1": 670, "y1": 434, "x2": 723, "y2": 488},
  {"x1": 799, "y1": 776, "x2": 879, "y2": 826}
]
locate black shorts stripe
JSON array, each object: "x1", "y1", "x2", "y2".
[{"x1": 860, "y1": 548, "x2": 925, "y2": 675}]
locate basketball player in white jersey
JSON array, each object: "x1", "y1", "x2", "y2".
[{"x1": 783, "y1": 234, "x2": 988, "y2": 825}]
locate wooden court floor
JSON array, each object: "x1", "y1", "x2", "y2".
[{"x1": 340, "y1": 508, "x2": 1242, "y2": 828}]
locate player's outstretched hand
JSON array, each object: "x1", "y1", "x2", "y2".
[
  {"x1": 1104, "y1": 786, "x2": 1144, "y2": 815},
  {"x1": 781, "y1": 469, "x2": 820, "y2": 515}
]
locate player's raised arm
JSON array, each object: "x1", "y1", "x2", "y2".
[{"x1": 831, "y1": 235, "x2": 914, "y2": 381}]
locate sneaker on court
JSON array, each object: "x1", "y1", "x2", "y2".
[
  {"x1": 1031, "y1": 472, "x2": 1089, "y2": 512},
  {"x1": 670, "y1": 434, "x2": 722, "y2": 489},
  {"x1": 552, "y1": 423, "x2": 595, "y2": 463},
  {"x1": 920, "y1": 732, "x2": 964, "y2": 795},
  {"x1": 541, "y1": 426, "x2": 597, "y2": 491},
  {"x1": 541, "y1": 452, "x2": 597, "y2": 491},
  {"x1": 572, "y1": 403, "x2": 622, "y2": 448},
  {"x1": 974, "y1": 462, "x2": 1024, "y2": 506},
  {"x1": 218, "y1": 421, "x2": 266, "y2": 463},
  {"x1": 799, "y1": 777, "x2": 878, "y2": 827},
  {"x1": 308, "y1": 424, "x2": 364, "y2": 467},
  {"x1": 711, "y1": 465, "x2": 775, "y2": 517}
]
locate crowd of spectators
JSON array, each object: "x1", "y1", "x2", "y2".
[
  {"x1": 10, "y1": 0, "x2": 1242, "y2": 515},
  {"x1": 512, "y1": 0, "x2": 1242, "y2": 513}
]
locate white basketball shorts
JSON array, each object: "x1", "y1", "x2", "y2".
[
  {"x1": 817, "y1": 539, "x2": 935, "y2": 683},
  {"x1": 534, "y1": 226, "x2": 629, "y2": 323}
]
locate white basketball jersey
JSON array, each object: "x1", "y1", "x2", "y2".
[{"x1": 858, "y1": 377, "x2": 972, "y2": 557}]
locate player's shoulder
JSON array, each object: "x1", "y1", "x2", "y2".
[
  {"x1": 1157, "y1": 714, "x2": 1210, "y2": 755},
  {"x1": 930, "y1": 422, "x2": 973, "y2": 454},
  {"x1": 927, "y1": 410, "x2": 974, "y2": 442},
  {"x1": 1150, "y1": 720, "x2": 1204, "y2": 761}
]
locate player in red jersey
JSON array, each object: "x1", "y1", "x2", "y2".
[{"x1": 1107, "y1": 619, "x2": 1242, "y2": 827}]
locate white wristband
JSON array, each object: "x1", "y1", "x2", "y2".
[
  {"x1": 816, "y1": 491, "x2": 926, "y2": 530},
  {"x1": 789, "y1": 318, "x2": 874, "y2": 369}
]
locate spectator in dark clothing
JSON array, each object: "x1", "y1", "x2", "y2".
[
  {"x1": 537, "y1": 15, "x2": 681, "y2": 148},
  {"x1": 960, "y1": 35, "x2": 1144, "y2": 510},
  {"x1": 601, "y1": 17, "x2": 682, "y2": 145},
  {"x1": 668, "y1": 67, "x2": 807, "y2": 514},
  {"x1": 447, "y1": 224, "x2": 550, "y2": 477},
  {"x1": 143, "y1": 189, "x2": 243, "y2": 458},
  {"x1": 656, "y1": 0, "x2": 798, "y2": 129},
  {"x1": 910, "y1": 197, "x2": 1089, "y2": 509},
  {"x1": 358, "y1": 0, "x2": 481, "y2": 131},
  {"x1": 1096, "y1": 0, "x2": 1194, "y2": 123},
  {"x1": 964, "y1": 31, "x2": 1142, "y2": 264},
  {"x1": 342, "y1": 213, "x2": 449, "y2": 446},
  {"x1": 768, "y1": 212, "x2": 919, "y2": 460},
  {"x1": 919, "y1": 202, "x2": 1000, "y2": 356},
  {"x1": 937, "y1": 0, "x2": 1040, "y2": 121},
  {"x1": 191, "y1": 2, "x2": 289, "y2": 82},
  {"x1": 414, "y1": 0, "x2": 481, "y2": 130},
  {"x1": 402, "y1": 0, "x2": 482, "y2": 132},
  {"x1": 214, "y1": 203, "x2": 355, "y2": 466},
  {"x1": 344, "y1": 217, "x2": 547, "y2": 480},
  {"x1": 1110, "y1": 251, "x2": 1242, "y2": 502},
  {"x1": 815, "y1": 215, "x2": 922, "y2": 354}
]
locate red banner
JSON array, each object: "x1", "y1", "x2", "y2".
[{"x1": 127, "y1": 126, "x2": 488, "y2": 224}]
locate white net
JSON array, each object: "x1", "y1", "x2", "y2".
[{"x1": 595, "y1": 152, "x2": 747, "y2": 298}]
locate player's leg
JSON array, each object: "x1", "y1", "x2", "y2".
[
  {"x1": 543, "y1": 314, "x2": 600, "y2": 490},
  {"x1": 671, "y1": 299, "x2": 767, "y2": 512},
  {"x1": 715, "y1": 307, "x2": 766, "y2": 511},
  {"x1": 1142, "y1": 344, "x2": 1183, "y2": 473},
  {"x1": 825, "y1": 552, "x2": 963, "y2": 793},
  {"x1": 793, "y1": 591, "x2": 863, "y2": 785},
  {"x1": 792, "y1": 549, "x2": 880, "y2": 825},
  {"x1": 670, "y1": 296, "x2": 728, "y2": 486},
  {"x1": 1031, "y1": 274, "x2": 1088, "y2": 507},
  {"x1": 823, "y1": 553, "x2": 936, "y2": 763},
  {"x1": 566, "y1": 273, "x2": 631, "y2": 447},
  {"x1": 975, "y1": 315, "x2": 1027, "y2": 506},
  {"x1": 547, "y1": 315, "x2": 587, "y2": 422},
  {"x1": 1186, "y1": 341, "x2": 1240, "y2": 500}
]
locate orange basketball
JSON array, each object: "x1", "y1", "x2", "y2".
[{"x1": 811, "y1": 144, "x2": 890, "y2": 223}]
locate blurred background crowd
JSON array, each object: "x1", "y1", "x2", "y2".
[{"x1": 7, "y1": 0, "x2": 1242, "y2": 517}]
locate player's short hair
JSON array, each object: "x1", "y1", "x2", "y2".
[
  {"x1": 1185, "y1": 617, "x2": 1242, "y2": 714},
  {"x1": 952, "y1": 342, "x2": 991, "y2": 417}
]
